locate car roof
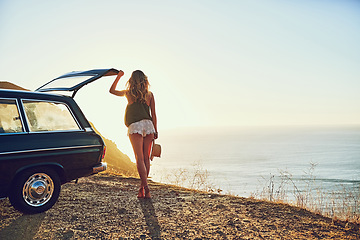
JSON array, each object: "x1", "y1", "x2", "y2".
[{"x1": 0, "y1": 88, "x2": 74, "y2": 103}]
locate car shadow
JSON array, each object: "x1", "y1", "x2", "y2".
[
  {"x1": 139, "y1": 198, "x2": 162, "y2": 239},
  {"x1": 0, "y1": 212, "x2": 45, "y2": 240}
]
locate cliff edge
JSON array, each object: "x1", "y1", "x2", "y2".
[{"x1": 0, "y1": 173, "x2": 358, "y2": 239}]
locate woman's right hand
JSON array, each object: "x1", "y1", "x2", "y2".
[{"x1": 118, "y1": 70, "x2": 124, "y2": 77}]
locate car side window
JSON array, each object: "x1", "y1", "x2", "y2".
[
  {"x1": 23, "y1": 100, "x2": 80, "y2": 132},
  {"x1": 0, "y1": 99, "x2": 24, "y2": 133}
]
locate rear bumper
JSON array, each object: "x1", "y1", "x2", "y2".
[{"x1": 92, "y1": 162, "x2": 107, "y2": 174}]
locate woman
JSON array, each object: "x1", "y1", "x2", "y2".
[{"x1": 109, "y1": 70, "x2": 158, "y2": 199}]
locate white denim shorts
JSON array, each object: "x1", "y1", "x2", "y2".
[{"x1": 127, "y1": 119, "x2": 156, "y2": 137}]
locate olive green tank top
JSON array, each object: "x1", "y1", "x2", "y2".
[{"x1": 124, "y1": 102, "x2": 152, "y2": 127}]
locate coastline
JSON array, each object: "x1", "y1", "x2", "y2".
[
  {"x1": 152, "y1": 125, "x2": 360, "y2": 222},
  {"x1": 1, "y1": 173, "x2": 359, "y2": 239}
]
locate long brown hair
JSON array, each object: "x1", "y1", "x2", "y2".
[{"x1": 126, "y1": 70, "x2": 149, "y2": 103}]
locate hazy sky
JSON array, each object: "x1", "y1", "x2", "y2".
[{"x1": 1, "y1": 0, "x2": 359, "y2": 155}]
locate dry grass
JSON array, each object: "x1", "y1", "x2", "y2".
[
  {"x1": 159, "y1": 161, "x2": 223, "y2": 194},
  {"x1": 252, "y1": 163, "x2": 360, "y2": 224},
  {"x1": 160, "y1": 162, "x2": 359, "y2": 224}
]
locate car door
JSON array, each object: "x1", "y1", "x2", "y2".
[{"x1": 36, "y1": 68, "x2": 119, "y2": 97}]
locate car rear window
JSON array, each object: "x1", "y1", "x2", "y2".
[
  {"x1": 38, "y1": 76, "x2": 92, "y2": 91},
  {"x1": 0, "y1": 99, "x2": 24, "y2": 133},
  {"x1": 23, "y1": 100, "x2": 81, "y2": 132}
]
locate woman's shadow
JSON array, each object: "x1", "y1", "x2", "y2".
[
  {"x1": 139, "y1": 199, "x2": 162, "y2": 239},
  {"x1": 0, "y1": 212, "x2": 45, "y2": 240}
]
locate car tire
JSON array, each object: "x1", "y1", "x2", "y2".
[{"x1": 9, "y1": 168, "x2": 61, "y2": 214}]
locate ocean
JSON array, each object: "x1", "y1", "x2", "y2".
[{"x1": 151, "y1": 125, "x2": 360, "y2": 212}]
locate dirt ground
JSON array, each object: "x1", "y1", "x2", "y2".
[{"x1": 0, "y1": 173, "x2": 359, "y2": 239}]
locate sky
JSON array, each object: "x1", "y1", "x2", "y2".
[{"x1": 1, "y1": 0, "x2": 360, "y2": 157}]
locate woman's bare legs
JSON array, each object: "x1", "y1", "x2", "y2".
[
  {"x1": 129, "y1": 133, "x2": 154, "y2": 198},
  {"x1": 143, "y1": 133, "x2": 154, "y2": 198},
  {"x1": 129, "y1": 133, "x2": 147, "y2": 198},
  {"x1": 143, "y1": 133, "x2": 154, "y2": 177}
]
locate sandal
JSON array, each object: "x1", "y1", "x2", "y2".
[
  {"x1": 144, "y1": 186, "x2": 151, "y2": 199},
  {"x1": 137, "y1": 187, "x2": 145, "y2": 199}
]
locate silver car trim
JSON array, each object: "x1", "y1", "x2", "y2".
[
  {"x1": 84, "y1": 127, "x2": 93, "y2": 132},
  {"x1": 0, "y1": 129, "x2": 84, "y2": 135},
  {"x1": 0, "y1": 145, "x2": 102, "y2": 156},
  {"x1": 92, "y1": 162, "x2": 107, "y2": 174},
  {"x1": 27, "y1": 129, "x2": 83, "y2": 134}
]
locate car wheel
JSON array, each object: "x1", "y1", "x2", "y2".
[{"x1": 9, "y1": 168, "x2": 61, "y2": 214}]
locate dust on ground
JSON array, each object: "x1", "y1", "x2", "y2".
[{"x1": 0, "y1": 173, "x2": 359, "y2": 239}]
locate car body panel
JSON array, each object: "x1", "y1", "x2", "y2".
[{"x1": 0, "y1": 85, "x2": 107, "y2": 198}]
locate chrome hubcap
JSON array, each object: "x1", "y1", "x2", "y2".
[{"x1": 22, "y1": 173, "x2": 54, "y2": 207}]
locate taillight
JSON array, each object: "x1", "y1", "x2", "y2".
[{"x1": 101, "y1": 146, "x2": 106, "y2": 160}]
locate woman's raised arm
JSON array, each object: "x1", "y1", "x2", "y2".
[{"x1": 109, "y1": 70, "x2": 126, "y2": 96}]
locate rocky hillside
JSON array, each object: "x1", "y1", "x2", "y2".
[
  {"x1": 0, "y1": 81, "x2": 29, "y2": 91},
  {"x1": 90, "y1": 123, "x2": 138, "y2": 177}
]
